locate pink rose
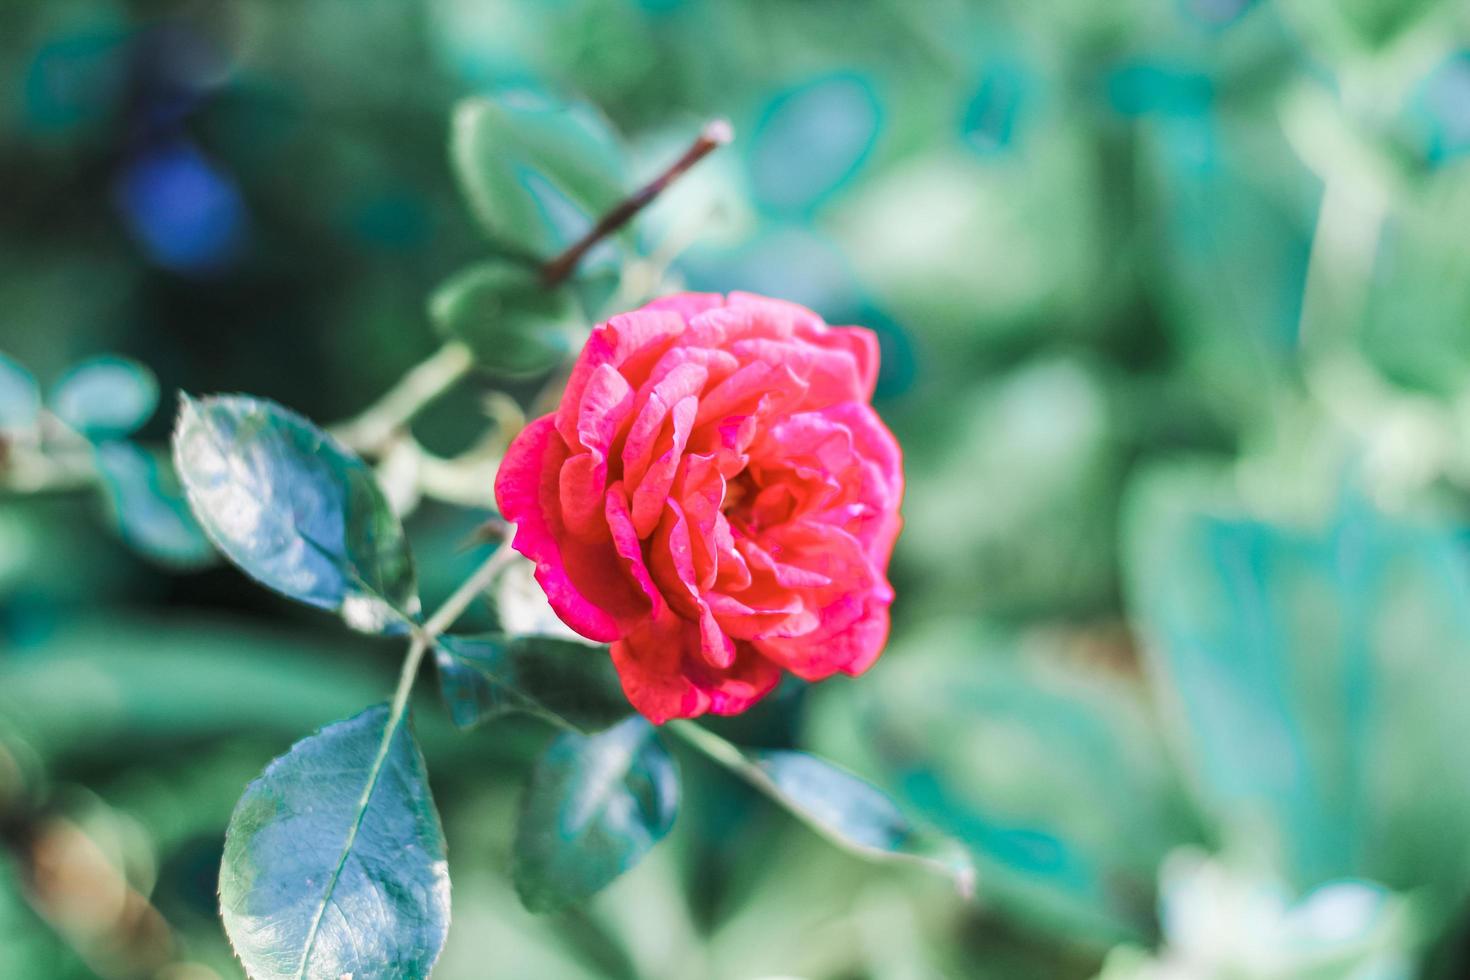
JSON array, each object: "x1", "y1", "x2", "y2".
[{"x1": 494, "y1": 292, "x2": 903, "y2": 723}]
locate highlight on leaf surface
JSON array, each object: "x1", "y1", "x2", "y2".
[
  {"x1": 171, "y1": 393, "x2": 420, "y2": 633},
  {"x1": 450, "y1": 92, "x2": 627, "y2": 259},
  {"x1": 218, "y1": 704, "x2": 450, "y2": 980},
  {"x1": 513, "y1": 716, "x2": 678, "y2": 913},
  {"x1": 434, "y1": 632, "x2": 630, "y2": 733}
]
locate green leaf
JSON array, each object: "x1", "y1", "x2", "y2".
[
  {"x1": 50, "y1": 354, "x2": 159, "y2": 439},
  {"x1": 435, "y1": 633, "x2": 630, "y2": 733},
  {"x1": 513, "y1": 716, "x2": 678, "y2": 913},
  {"x1": 449, "y1": 93, "x2": 627, "y2": 259},
  {"x1": 0, "y1": 353, "x2": 39, "y2": 434},
  {"x1": 429, "y1": 261, "x2": 581, "y2": 376},
  {"x1": 219, "y1": 704, "x2": 450, "y2": 980},
  {"x1": 171, "y1": 394, "x2": 419, "y2": 632},
  {"x1": 94, "y1": 441, "x2": 215, "y2": 569}
]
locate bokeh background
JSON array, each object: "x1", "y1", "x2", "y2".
[{"x1": 5, "y1": 0, "x2": 1470, "y2": 977}]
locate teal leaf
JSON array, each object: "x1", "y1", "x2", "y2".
[
  {"x1": 753, "y1": 750, "x2": 937, "y2": 851},
  {"x1": 749, "y1": 73, "x2": 881, "y2": 214},
  {"x1": 94, "y1": 441, "x2": 215, "y2": 569},
  {"x1": 705, "y1": 732, "x2": 975, "y2": 897},
  {"x1": 171, "y1": 394, "x2": 419, "y2": 632},
  {"x1": 450, "y1": 93, "x2": 627, "y2": 259},
  {"x1": 1124, "y1": 465, "x2": 1470, "y2": 912},
  {"x1": 804, "y1": 621, "x2": 1197, "y2": 942},
  {"x1": 219, "y1": 704, "x2": 450, "y2": 980},
  {"x1": 429, "y1": 261, "x2": 581, "y2": 377},
  {"x1": 434, "y1": 633, "x2": 630, "y2": 733},
  {"x1": 50, "y1": 354, "x2": 159, "y2": 439},
  {"x1": 0, "y1": 353, "x2": 39, "y2": 434},
  {"x1": 513, "y1": 717, "x2": 678, "y2": 913}
]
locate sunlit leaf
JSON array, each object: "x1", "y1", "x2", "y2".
[
  {"x1": 435, "y1": 632, "x2": 629, "y2": 733},
  {"x1": 450, "y1": 93, "x2": 626, "y2": 258},
  {"x1": 171, "y1": 394, "x2": 419, "y2": 632},
  {"x1": 219, "y1": 704, "x2": 450, "y2": 980},
  {"x1": 513, "y1": 716, "x2": 678, "y2": 913},
  {"x1": 94, "y1": 441, "x2": 215, "y2": 569},
  {"x1": 50, "y1": 355, "x2": 158, "y2": 439},
  {"x1": 429, "y1": 260, "x2": 581, "y2": 376}
]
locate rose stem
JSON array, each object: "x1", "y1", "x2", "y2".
[{"x1": 539, "y1": 118, "x2": 734, "y2": 288}]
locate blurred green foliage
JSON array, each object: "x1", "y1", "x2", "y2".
[{"x1": 5, "y1": 0, "x2": 1470, "y2": 977}]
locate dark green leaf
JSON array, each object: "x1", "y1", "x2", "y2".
[
  {"x1": 449, "y1": 93, "x2": 627, "y2": 258},
  {"x1": 171, "y1": 394, "x2": 419, "y2": 632},
  {"x1": 429, "y1": 261, "x2": 581, "y2": 376},
  {"x1": 0, "y1": 353, "x2": 39, "y2": 434},
  {"x1": 50, "y1": 355, "x2": 158, "y2": 439},
  {"x1": 219, "y1": 704, "x2": 450, "y2": 980},
  {"x1": 513, "y1": 716, "x2": 677, "y2": 913},
  {"x1": 94, "y1": 441, "x2": 215, "y2": 569},
  {"x1": 435, "y1": 632, "x2": 630, "y2": 733}
]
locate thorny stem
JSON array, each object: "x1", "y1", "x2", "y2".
[{"x1": 539, "y1": 119, "x2": 734, "y2": 288}]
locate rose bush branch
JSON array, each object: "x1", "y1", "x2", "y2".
[
  {"x1": 332, "y1": 118, "x2": 735, "y2": 461},
  {"x1": 539, "y1": 118, "x2": 733, "y2": 287}
]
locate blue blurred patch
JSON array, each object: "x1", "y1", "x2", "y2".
[
  {"x1": 962, "y1": 62, "x2": 1027, "y2": 155},
  {"x1": 115, "y1": 142, "x2": 248, "y2": 273},
  {"x1": 22, "y1": 31, "x2": 129, "y2": 134},
  {"x1": 748, "y1": 73, "x2": 881, "y2": 215},
  {"x1": 1413, "y1": 51, "x2": 1470, "y2": 165}
]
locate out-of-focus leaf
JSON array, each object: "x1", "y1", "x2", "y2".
[
  {"x1": 748, "y1": 73, "x2": 881, "y2": 215},
  {"x1": 171, "y1": 394, "x2": 419, "y2": 632},
  {"x1": 513, "y1": 716, "x2": 678, "y2": 913},
  {"x1": 1096, "y1": 849, "x2": 1419, "y2": 980},
  {"x1": 50, "y1": 355, "x2": 158, "y2": 439},
  {"x1": 899, "y1": 358, "x2": 1120, "y2": 621},
  {"x1": 1359, "y1": 167, "x2": 1470, "y2": 395},
  {"x1": 0, "y1": 616, "x2": 384, "y2": 756},
  {"x1": 0, "y1": 353, "x2": 39, "y2": 434},
  {"x1": 94, "y1": 441, "x2": 215, "y2": 569},
  {"x1": 429, "y1": 260, "x2": 581, "y2": 376},
  {"x1": 807, "y1": 620, "x2": 1199, "y2": 945},
  {"x1": 434, "y1": 632, "x2": 629, "y2": 733},
  {"x1": 834, "y1": 133, "x2": 1102, "y2": 353},
  {"x1": 450, "y1": 93, "x2": 627, "y2": 258},
  {"x1": 219, "y1": 704, "x2": 450, "y2": 980},
  {"x1": 1124, "y1": 463, "x2": 1470, "y2": 916}
]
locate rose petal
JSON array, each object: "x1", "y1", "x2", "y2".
[{"x1": 496, "y1": 416, "x2": 642, "y2": 642}]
